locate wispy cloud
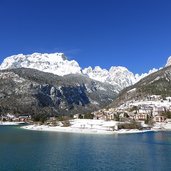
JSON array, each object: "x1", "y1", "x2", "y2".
[
  {"x1": 64, "y1": 49, "x2": 81, "y2": 60},
  {"x1": 49, "y1": 47, "x2": 82, "y2": 60}
]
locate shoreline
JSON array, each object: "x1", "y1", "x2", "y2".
[
  {"x1": 2, "y1": 119, "x2": 171, "y2": 134},
  {"x1": 21, "y1": 124, "x2": 154, "y2": 135},
  {"x1": 0, "y1": 121, "x2": 25, "y2": 126}
]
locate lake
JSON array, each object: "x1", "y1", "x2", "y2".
[{"x1": 0, "y1": 126, "x2": 171, "y2": 171}]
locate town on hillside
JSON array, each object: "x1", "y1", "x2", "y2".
[
  {"x1": 1, "y1": 95, "x2": 171, "y2": 131},
  {"x1": 90, "y1": 95, "x2": 171, "y2": 128}
]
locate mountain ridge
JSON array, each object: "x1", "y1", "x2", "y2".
[
  {"x1": 0, "y1": 68, "x2": 117, "y2": 118},
  {"x1": 0, "y1": 52, "x2": 159, "y2": 91}
]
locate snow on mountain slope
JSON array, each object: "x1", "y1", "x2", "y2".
[
  {"x1": 0, "y1": 52, "x2": 159, "y2": 91},
  {"x1": 135, "y1": 68, "x2": 159, "y2": 82},
  {"x1": 165, "y1": 56, "x2": 171, "y2": 67},
  {"x1": 0, "y1": 53, "x2": 81, "y2": 76},
  {"x1": 82, "y1": 66, "x2": 136, "y2": 91},
  {"x1": 82, "y1": 66, "x2": 109, "y2": 83}
]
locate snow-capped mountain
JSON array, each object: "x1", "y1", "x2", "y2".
[
  {"x1": 82, "y1": 66, "x2": 136, "y2": 91},
  {"x1": 135, "y1": 68, "x2": 159, "y2": 81},
  {"x1": 110, "y1": 64, "x2": 171, "y2": 108},
  {"x1": 0, "y1": 52, "x2": 158, "y2": 92},
  {"x1": 0, "y1": 53, "x2": 81, "y2": 76},
  {"x1": 82, "y1": 66, "x2": 159, "y2": 91},
  {"x1": 165, "y1": 56, "x2": 171, "y2": 67}
]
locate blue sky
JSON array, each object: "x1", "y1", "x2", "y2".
[{"x1": 0, "y1": 0, "x2": 171, "y2": 74}]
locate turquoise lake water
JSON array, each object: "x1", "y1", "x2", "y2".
[{"x1": 0, "y1": 126, "x2": 171, "y2": 171}]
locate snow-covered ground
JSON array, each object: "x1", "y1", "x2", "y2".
[
  {"x1": 152, "y1": 122, "x2": 171, "y2": 130},
  {"x1": 21, "y1": 119, "x2": 153, "y2": 135},
  {"x1": 130, "y1": 100, "x2": 171, "y2": 108},
  {"x1": 0, "y1": 121, "x2": 25, "y2": 125},
  {"x1": 119, "y1": 97, "x2": 171, "y2": 111},
  {"x1": 22, "y1": 125, "x2": 153, "y2": 134}
]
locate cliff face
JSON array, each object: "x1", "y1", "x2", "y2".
[{"x1": 0, "y1": 68, "x2": 117, "y2": 117}]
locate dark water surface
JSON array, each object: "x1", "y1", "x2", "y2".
[{"x1": 0, "y1": 126, "x2": 171, "y2": 171}]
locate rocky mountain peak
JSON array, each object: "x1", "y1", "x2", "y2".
[
  {"x1": 165, "y1": 56, "x2": 171, "y2": 67},
  {"x1": 83, "y1": 65, "x2": 137, "y2": 91},
  {"x1": 0, "y1": 53, "x2": 81, "y2": 76},
  {"x1": 0, "y1": 52, "x2": 161, "y2": 93}
]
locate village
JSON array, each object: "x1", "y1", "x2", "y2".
[
  {"x1": 0, "y1": 114, "x2": 32, "y2": 125},
  {"x1": 1, "y1": 95, "x2": 171, "y2": 132},
  {"x1": 90, "y1": 95, "x2": 171, "y2": 128}
]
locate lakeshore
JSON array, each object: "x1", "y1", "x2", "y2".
[
  {"x1": 22, "y1": 124, "x2": 154, "y2": 134},
  {"x1": 21, "y1": 119, "x2": 154, "y2": 134},
  {"x1": 21, "y1": 119, "x2": 171, "y2": 134},
  {"x1": 0, "y1": 121, "x2": 25, "y2": 126},
  {"x1": 1, "y1": 119, "x2": 171, "y2": 134},
  {"x1": 1, "y1": 118, "x2": 171, "y2": 134}
]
